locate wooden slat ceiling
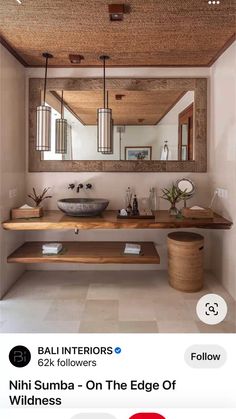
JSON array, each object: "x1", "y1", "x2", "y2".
[
  {"x1": 54, "y1": 89, "x2": 187, "y2": 125},
  {"x1": 0, "y1": 0, "x2": 235, "y2": 67}
]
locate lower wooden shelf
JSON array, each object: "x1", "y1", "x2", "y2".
[{"x1": 7, "y1": 241, "x2": 160, "y2": 264}]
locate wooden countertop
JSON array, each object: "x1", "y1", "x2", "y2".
[{"x1": 2, "y1": 210, "x2": 232, "y2": 231}]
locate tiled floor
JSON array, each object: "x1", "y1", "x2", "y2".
[{"x1": 0, "y1": 270, "x2": 235, "y2": 333}]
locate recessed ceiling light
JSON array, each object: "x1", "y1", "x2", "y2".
[
  {"x1": 16, "y1": 0, "x2": 22, "y2": 4},
  {"x1": 108, "y1": 4, "x2": 125, "y2": 21},
  {"x1": 69, "y1": 54, "x2": 84, "y2": 64},
  {"x1": 115, "y1": 94, "x2": 125, "y2": 100}
]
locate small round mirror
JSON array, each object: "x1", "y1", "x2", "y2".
[{"x1": 176, "y1": 178, "x2": 195, "y2": 197}]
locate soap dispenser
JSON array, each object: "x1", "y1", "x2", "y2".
[
  {"x1": 132, "y1": 194, "x2": 139, "y2": 215},
  {"x1": 125, "y1": 187, "x2": 133, "y2": 215}
]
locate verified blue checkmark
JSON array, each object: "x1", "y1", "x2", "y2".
[{"x1": 114, "y1": 347, "x2": 122, "y2": 354}]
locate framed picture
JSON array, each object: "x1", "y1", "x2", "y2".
[{"x1": 125, "y1": 146, "x2": 152, "y2": 161}]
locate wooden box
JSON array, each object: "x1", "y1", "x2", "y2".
[
  {"x1": 182, "y1": 207, "x2": 214, "y2": 219},
  {"x1": 11, "y1": 206, "x2": 44, "y2": 219}
]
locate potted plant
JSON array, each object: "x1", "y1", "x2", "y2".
[
  {"x1": 27, "y1": 187, "x2": 52, "y2": 217},
  {"x1": 28, "y1": 187, "x2": 52, "y2": 207},
  {"x1": 161, "y1": 184, "x2": 188, "y2": 215}
]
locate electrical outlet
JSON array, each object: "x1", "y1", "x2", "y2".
[
  {"x1": 9, "y1": 188, "x2": 17, "y2": 199},
  {"x1": 216, "y1": 188, "x2": 228, "y2": 199}
]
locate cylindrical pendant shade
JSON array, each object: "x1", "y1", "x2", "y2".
[
  {"x1": 97, "y1": 108, "x2": 113, "y2": 154},
  {"x1": 55, "y1": 118, "x2": 67, "y2": 154},
  {"x1": 36, "y1": 105, "x2": 51, "y2": 151},
  {"x1": 102, "y1": 118, "x2": 114, "y2": 155}
]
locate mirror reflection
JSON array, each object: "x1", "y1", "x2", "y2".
[{"x1": 42, "y1": 89, "x2": 194, "y2": 162}]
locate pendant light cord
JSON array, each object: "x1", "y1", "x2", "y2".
[
  {"x1": 103, "y1": 57, "x2": 106, "y2": 108},
  {"x1": 42, "y1": 52, "x2": 53, "y2": 105},
  {"x1": 100, "y1": 55, "x2": 109, "y2": 109},
  {"x1": 106, "y1": 90, "x2": 109, "y2": 108},
  {"x1": 43, "y1": 55, "x2": 48, "y2": 105},
  {"x1": 61, "y1": 90, "x2": 64, "y2": 119}
]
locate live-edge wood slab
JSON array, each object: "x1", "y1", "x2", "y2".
[
  {"x1": 7, "y1": 241, "x2": 160, "y2": 265},
  {"x1": 2, "y1": 210, "x2": 232, "y2": 231}
]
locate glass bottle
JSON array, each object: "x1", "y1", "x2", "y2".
[
  {"x1": 132, "y1": 194, "x2": 139, "y2": 215},
  {"x1": 149, "y1": 187, "x2": 157, "y2": 211}
]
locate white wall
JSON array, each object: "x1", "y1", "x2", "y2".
[
  {"x1": 0, "y1": 45, "x2": 26, "y2": 299},
  {"x1": 61, "y1": 123, "x2": 173, "y2": 161},
  {"x1": 209, "y1": 41, "x2": 236, "y2": 300}
]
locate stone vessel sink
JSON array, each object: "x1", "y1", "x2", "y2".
[{"x1": 57, "y1": 198, "x2": 109, "y2": 217}]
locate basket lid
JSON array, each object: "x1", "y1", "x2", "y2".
[{"x1": 168, "y1": 232, "x2": 204, "y2": 242}]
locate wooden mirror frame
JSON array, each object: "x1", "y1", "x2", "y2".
[{"x1": 29, "y1": 78, "x2": 207, "y2": 172}]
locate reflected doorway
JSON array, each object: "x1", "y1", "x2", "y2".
[{"x1": 178, "y1": 103, "x2": 193, "y2": 161}]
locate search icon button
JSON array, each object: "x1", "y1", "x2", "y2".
[
  {"x1": 197, "y1": 294, "x2": 227, "y2": 324},
  {"x1": 206, "y1": 303, "x2": 218, "y2": 316}
]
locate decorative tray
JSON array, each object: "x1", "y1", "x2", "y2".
[{"x1": 117, "y1": 211, "x2": 155, "y2": 219}]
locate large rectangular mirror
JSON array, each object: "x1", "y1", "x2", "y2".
[{"x1": 29, "y1": 78, "x2": 207, "y2": 172}]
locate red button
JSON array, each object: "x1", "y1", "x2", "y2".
[{"x1": 130, "y1": 414, "x2": 166, "y2": 419}]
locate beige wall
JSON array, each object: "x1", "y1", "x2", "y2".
[
  {"x1": 0, "y1": 45, "x2": 26, "y2": 298},
  {"x1": 209, "y1": 41, "x2": 236, "y2": 300}
]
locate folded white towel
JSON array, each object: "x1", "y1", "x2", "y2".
[
  {"x1": 190, "y1": 206, "x2": 205, "y2": 210},
  {"x1": 124, "y1": 243, "x2": 141, "y2": 255},
  {"x1": 42, "y1": 249, "x2": 62, "y2": 255},
  {"x1": 120, "y1": 209, "x2": 128, "y2": 216},
  {"x1": 19, "y1": 204, "x2": 35, "y2": 209},
  {"x1": 160, "y1": 148, "x2": 172, "y2": 161},
  {"x1": 42, "y1": 243, "x2": 62, "y2": 250},
  {"x1": 42, "y1": 243, "x2": 63, "y2": 254}
]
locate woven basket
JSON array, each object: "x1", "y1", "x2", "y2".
[{"x1": 167, "y1": 231, "x2": 204, "y2": 292}]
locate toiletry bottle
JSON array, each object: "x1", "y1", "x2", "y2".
[
  {"x1": 132, "y1": 194, "x2": 139, "y2": 215},
  {"x1": 126, "y1": 187, "x2": 132, "y2": 215}
]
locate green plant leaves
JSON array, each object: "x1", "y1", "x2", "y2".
[{"x1": 161, "y1": 184, "x2": 188, "y2": 205}]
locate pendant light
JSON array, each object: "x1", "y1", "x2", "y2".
[
  {"x1": 97, "y1": 55, "x2": 113, "y2": 154},
  {"x1": 117, "y1": 125, "x2": 125, "y2": 160},
  {"x1": 55, "y1": 90, "x2": 67, "y2": 154},
  {"x1": 36, "y1": 52, "x2": 53, "y2": 151},
  {"x1": 101, "y1": 90, "x2": 114, "y2": 155}
]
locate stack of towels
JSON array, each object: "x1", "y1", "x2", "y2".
[
  {"x1": 42, "y1": 243, "x2": 63, "y2": 255},
  {"x1": 124, "y1": 243, "x2": 141, "y2": 255}
]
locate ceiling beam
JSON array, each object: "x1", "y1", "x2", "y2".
[{"x1": 0, "y1": 36, "x2": 29, "y2": 67}]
